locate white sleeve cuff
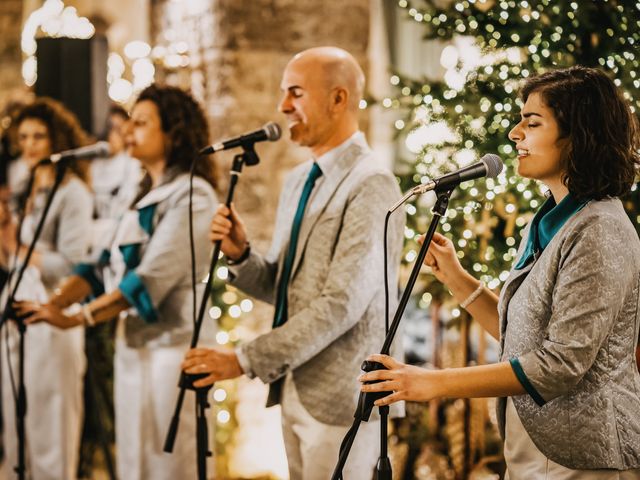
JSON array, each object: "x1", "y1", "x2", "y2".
[{"x1": 235, "y1": 345, "x2": 255, "y2": 379}]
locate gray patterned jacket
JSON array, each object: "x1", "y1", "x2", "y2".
[
  {"x1": 499, "y1": 197, "x2": 640, "y2": 469},
  {"x1": 229, "y1": 134, "x2": 405, "y2": 426}
]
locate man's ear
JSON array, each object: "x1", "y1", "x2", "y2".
[{"x1": 331, "y1": 87, "x2": 349, "y2": 112}]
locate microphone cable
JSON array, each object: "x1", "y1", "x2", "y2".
[
  {"x1": 332, "y1": 208, "x2": 395, "y2": 480},
  {"x1": 189, "y1": 156, "x2": 198, "y2": 327},
  {"x1": 383, "y1": 211, "x2": 392, "y2": 335}
]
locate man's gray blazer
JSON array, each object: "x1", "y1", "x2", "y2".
[
  {"x1": 229, "y1": 134, "x2": 405, "y2": 426},
  {"x1": 499, "y1": 198, "x2": 640, "y2": 470}
]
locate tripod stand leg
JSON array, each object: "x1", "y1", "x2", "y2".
[
  {"x1": 195, "y1": 388, "x2": 212, "y2": 480},
  {"x1": 15, "y1": 322, "x2": 27, "y2": 480},
  {"x1": 376, "y1": 406, "x2": 391, "y2": 480}
]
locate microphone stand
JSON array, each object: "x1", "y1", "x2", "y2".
[
  {"x1": 0, "y1": 160, "x2": 69, "y2": 480},
  {"x1": 163, "y1": 145, "x2": 260, "y2": 480},
  {"x1": 331, "y1": 187, "x2": 454, "y2": 480}
]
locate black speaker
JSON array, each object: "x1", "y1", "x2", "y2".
[{"x1": 35, "y1": 36, "x2": 109, "y2": 137}]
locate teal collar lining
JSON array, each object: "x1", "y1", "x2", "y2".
[{"x1": 515, "y1": 193, "x2": 589, "y2": 270}]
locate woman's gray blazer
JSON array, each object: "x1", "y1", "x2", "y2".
[{"x1": 499, "y1": 197, "x2": 640, "y2": 469}]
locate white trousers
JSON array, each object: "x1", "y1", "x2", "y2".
[
  {"x1": 1, "y1": 322, "x2": 85, "y2": 480},
  {"x1": 114, "y1": 339, "x2": 211, "y2": 480},
  {"x1": 281, "y1": 374, "x2": 380, "y2": 480}
]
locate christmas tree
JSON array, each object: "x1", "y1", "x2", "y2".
[{"x1": 390, "y1": 0, "x2": 639, "y2": 300}]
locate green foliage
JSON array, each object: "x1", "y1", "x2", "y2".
[{"x1": 391, "y1": 0, "x2": 640, "y2": 299}]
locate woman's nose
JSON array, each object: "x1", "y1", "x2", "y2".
[{"x1": 508, "y1": 124, "x2": 522, "y2": 142}]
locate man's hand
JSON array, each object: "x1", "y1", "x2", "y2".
[
  {"x1": 209, "y1": 204, "x2": 248, "y2": 261},
  {"x1": 13, "y1": 301, "x2": 83, "y2": 329},
  {"x1": 181, "y1": 347, "x2": 244, "y2": 387}
]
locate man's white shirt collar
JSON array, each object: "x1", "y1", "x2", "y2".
[{"x1": 314, "y1": 131, "x2": 365, "y2": 174}]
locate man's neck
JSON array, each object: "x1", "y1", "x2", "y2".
[{"x1": 311, "y1": 126, "x2": 359, "y2": 159}]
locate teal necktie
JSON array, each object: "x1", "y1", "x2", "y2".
[{"x1": 273, "y1": 162, "x2": 323, "y2": 328}]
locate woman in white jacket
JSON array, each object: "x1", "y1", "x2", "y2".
[
  {"x1": 1, "y1": 98, "x2": 93, "y2": 480},
  {"x1": 16, "y1": 85, "x2": 218, "y2": 480}
]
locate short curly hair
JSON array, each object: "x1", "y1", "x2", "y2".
[
  {"x1": 135, "y1": 84, "x2": 217, "y2": 187},
  {"x1": 16, "y1": 97, "x2": 91, "y2": 182},
  {"x1": 521, "y1": 66, "x2": 640, "y2": 200}
]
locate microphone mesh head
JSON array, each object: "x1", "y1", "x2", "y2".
[
  {"x1": 263, "y1": 122, "x2": 282, "y2": 142},
  {"x1": 480, "y1": 154, "x2": 503, "y2": 178}
]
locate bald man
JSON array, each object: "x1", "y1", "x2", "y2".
[{"x1": 182, "y1": 47, "x2": 405, "y2": 479}]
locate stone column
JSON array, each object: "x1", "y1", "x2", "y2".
[{"x1": 0, "y1": 0, "x2": 26, "y2": 108}]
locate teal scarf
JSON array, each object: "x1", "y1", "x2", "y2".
[{"x1": 515, "y1": 193, "x2": 589, "y2": 269}]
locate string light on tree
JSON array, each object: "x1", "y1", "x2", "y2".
[
  {"x1": 206, "y1": 264, "x2": 252, "y2": 478},
  {"x1": 391, "y1": 0, "x2": 640, "y2": 304},
  {"x1": 21, "y1": 0, "x2": 95, "y2": 86}
]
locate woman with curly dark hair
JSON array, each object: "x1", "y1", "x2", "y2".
[
  {"x1": 359, "y1": 66, "x2": 640, "y2": 478},
  {"x1": 17, "y1": 85, "x2": 218, "y2": 479},
  {"x1": 1, "y1": 97, "x2": 93, "y2": 479}
]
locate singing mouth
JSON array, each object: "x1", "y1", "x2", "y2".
[{"x1": 517, "y1": 148, "x2": 530, "y2": 158}]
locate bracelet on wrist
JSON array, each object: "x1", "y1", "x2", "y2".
[
  {"x1": 64, "y1": 303, "x2": 82, "y2": 317},
  {"x1": 460, "y1": 281, "x2": 485, "y2": 309},
  {"x1": 82, "y1": 303, "x2": 96, "y2": 327},
  {"x1": 64, "y1": 303, "x2": 85, "y2": 327}
]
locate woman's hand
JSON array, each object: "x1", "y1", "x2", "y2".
[
  {"x1": 420, "y1": 232, "x2": 464, "y2": 286},
  {"x1": 181, "y1": 347, "x2": 244, "y2": 388},
  {"x1": 12, "y1": 301, "x2": 82, "y2": 329},
  {"x1": 359, "y1": 354, "x2": 442, "y2": 407}
]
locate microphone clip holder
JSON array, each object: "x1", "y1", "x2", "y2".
[
  {"x1": 355, "y1": 361, "x2": 388, "y2": 423},
  {"x1": 239, "y1": 144, "x2": 260, "y2": 166}
]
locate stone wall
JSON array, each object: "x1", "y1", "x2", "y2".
[
  {"x1": 151, "y1": 0, "x2": 370, "y2": 249},
  {"x1": 0, "y1": 0, "x2": 26, "y2": 108},
  {"x1": 150, "y1": 0, "x2": 371, "y2": 338}
]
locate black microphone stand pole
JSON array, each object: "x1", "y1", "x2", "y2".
[
  {"x1": 0, "y1": 160, "x2": 69, "y2": 480},
  {"x1": 164, "y1": 146, "x2": 260, "y2": 480},
  {"x1": 331, "y1": 187, "x2": 453, "y2": 480}
]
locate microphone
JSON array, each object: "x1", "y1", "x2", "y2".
[
  {"x1": 389, "y1": 154, "x2": 503, "y2": 212},
  {"x1": 199, "y1": 122, "x2": 281, "y2": 154},
  {"x1": 46, "y1": 141, "x2": 111, "y2": 164},
  {"x1": 414, "y1": 153, "x2": 503, "y2": 194}
]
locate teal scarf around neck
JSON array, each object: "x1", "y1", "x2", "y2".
[{"x1": 514, "y1": 192, "x2": 589, "y2": 270}]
